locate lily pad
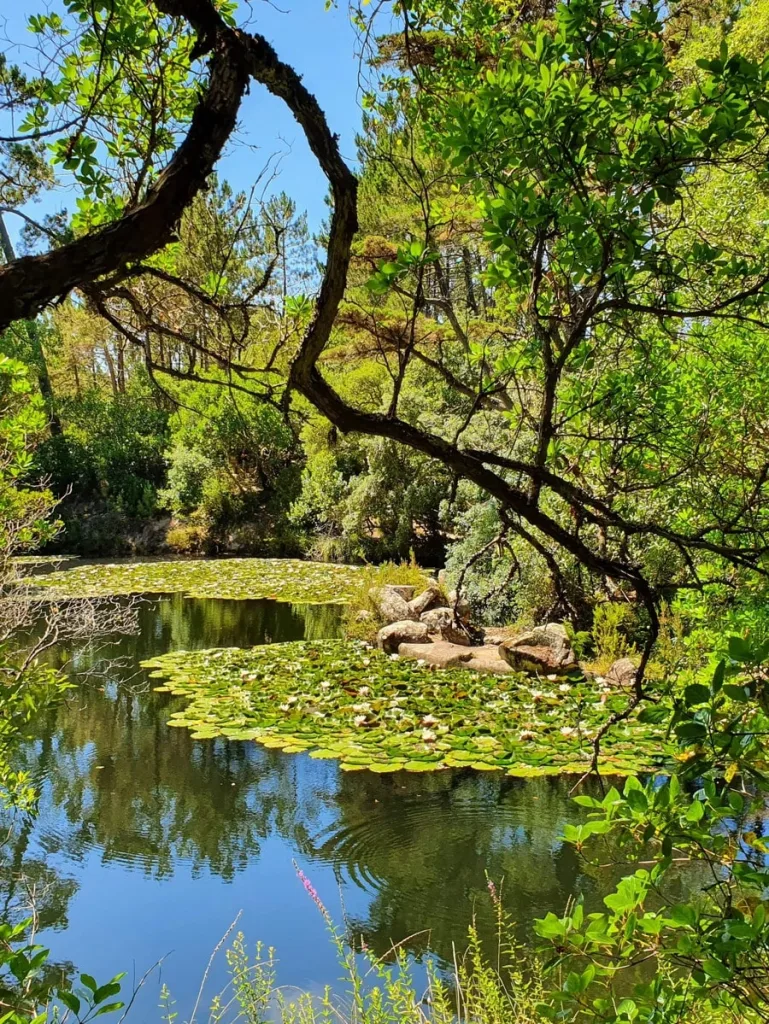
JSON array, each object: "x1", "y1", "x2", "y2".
[
  {"x1": 143, "y1": 639, "x2": 672, "y2": 776},
  {"x1": 27, "y1": 557, "x2": 362, "y2": 605}
]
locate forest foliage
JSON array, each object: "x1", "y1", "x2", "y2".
[{"x1": 3, "y1": 0, "x2": 769, "y2": 1020}]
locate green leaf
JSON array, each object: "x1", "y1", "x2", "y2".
[
  {"x1": 723, "y1": 684, "x2": 751, "y2": 703},
  {"x1": 711, "y1": 660, "x2": 725, "y2": 695},
  {"x1": 728, "y1": 636, "x2": 752, "y2": 662},
  {"x1": 675, "y1": 721, "x2": 707, "y2": 742},
  {"x1": 684, "y1": 683, "x2": 710, "y2": 707},
  {"x1": 702, "y1": 959, "x2": 731, "y2": 982},
  {"x1": 93, "y1": 1002, "x2": 125, "y2": 1017},
  {"x1": 638, "y1": 705, "x2": 668, "y2": 724},
  {"x1": 59, "y1": 990, "x2": 81, "y2": 1015},
  {"x1": 685, "y1": 799, "x2": 705, "y2": 822}
]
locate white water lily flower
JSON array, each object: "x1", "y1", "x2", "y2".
[
  {"x1": 361, "y1": 659, "x2": 371, "y2": 667},
  {"x1": 358, "y1": 686, "x2": 371, "y2": 696},
  {"x1": 353, "y1": 715, "x2": 367, "y2": 727},
  {"x1": 559, "y1": 683, "x2": 571, "y2": 693},
  {"x1": 560, "y1": 726, "x2": 576, "y2": 737},
  {"x1": 320, "y1": 681, "x2": 331, "y2": 690},
  {"x1": 287, "y1": 695, "x2": 299, "y2": 704},
  {"x1": 279, "y1": 703, "x2": 291, "y2": 712},
  {"x1": 389, "y1": 653, "x2": 400, "y2": 661},
  {"x1": 519, "y1": 729, "x2": 537, "y2": 741},
  {"x1": 531, "y1": 690, "x2": 545, "y2": 701},
  {"x1": 422, "y1": 729, "x2": 437, "y2": 743},
  {"x1": 421, "y1": 714, "x2": 438, "y2": 726},
  {"x1": 547, "y1": 674, "x2": 558, "y2": 682}
]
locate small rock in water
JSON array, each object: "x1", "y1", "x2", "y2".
[
  {"x1": 377, "y1": 619, "x2": 431, "y2": 653},
  {"x1": 605, "y1": 657, "x2": 637, "y2": 689}
]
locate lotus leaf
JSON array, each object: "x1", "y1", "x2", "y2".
[{"x1": 143, "y1": 640, "x2": 671, "y2": 776}]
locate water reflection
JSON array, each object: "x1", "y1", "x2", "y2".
[{"x1": 6, "y1": 594, "x2": 632, "y2": 1007}]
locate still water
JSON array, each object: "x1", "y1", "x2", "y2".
[{"x1": 13, "y1": 595, "x2": 611, "y2": 1017}]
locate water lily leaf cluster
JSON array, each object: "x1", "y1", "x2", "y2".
[
  {"x1": 143, "y1": 640, "x2": 670, "y2": 775},
  {"x1": 28, "y1": 559, "x2": 362, "y2": 605}
]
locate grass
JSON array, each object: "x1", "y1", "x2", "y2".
[
  {"x1": 168, "y1": 873, "x2": 549, "y2": 1024},
  {"x1": 174, "y1": 875, "x2": 752, "y2": 1024}
]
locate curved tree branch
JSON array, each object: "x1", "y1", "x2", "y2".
[{"x1": 0, "y1": 27, "x2": 249, "y2": 331}]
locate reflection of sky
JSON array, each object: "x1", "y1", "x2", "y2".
[
  {"x1": 25, "y1": 744, "x2": 594, "y2": 1019},
  {"x1": 32, "y1": 769, "x2": 372, "y2": 1020},
  {"x1": 11, "y1": 594, "x2": 606, "y2": 1018}
]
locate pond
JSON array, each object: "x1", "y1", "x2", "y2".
[{"x1": 12, "y1": 590, "x2": 619, "y2": 1016}]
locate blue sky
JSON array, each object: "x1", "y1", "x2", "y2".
[{"x1": 1, "y1": 0, "x2": 364, "y2": 247}]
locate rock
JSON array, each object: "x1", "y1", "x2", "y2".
[
  {"x1": 498, "y1": 623, "x2": 577, "y2": 675},
  {"x1": 420, "y1": 607, "x2": 472, "y2": 646},
  {"x1": 398, "y1": 640, "x2": 474, "y2": 668},
  {"x1": 355, "y1": 609, "x2": 373, "y2": 623},
  {"x1": 384, "y1": 584, "x2": 416, "y2": 601},
  {"x1": 408, "y1": 582, "x2": 444, "y2": 617},
  {"x1": 420, "y1": 607, "x2": 454, "y2": 633},
  {"x1": 369, "y1": 587, "x2": 418, "y2": 624},
  {"x1": 499, "y1": 622, "x2": 576, "y2": 674},
  {"x1": 398, "y1": 640, "x2": 514, "y2": 674},
  {"x1": 377, "y1": 619, "x2": 430, "y2": 653},
  {"x1": 605, "y1": 657, "x2": 637, "y2": 689},
  {"x1": 463, "y1": 646, "x2": 517, "y2": 675},
  {"x1": 447, "y1": 589, "x2": 472, "y2": 621},
  {"x1": 481, "y1": 626, "x2": 518, "y2": 646},
  {"x1": 498, "y1": 642, "x2": 577, "y2": 674},
  {"x1": 442, "y1": 623, "x2": 472, "y2": 646}
]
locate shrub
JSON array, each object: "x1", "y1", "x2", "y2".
[
  {"x1": 158, "y1": 444, "x2": 213, "y2": 517},
  {"x1": 343, "y1": 557, "x2": 434, "y2": 641},
  {"x1": 590, "y1": 602, "x2": 638, "y2": 670},
  {"x1": 166, "y1": 523, "x2": 209, "y2": 554}
]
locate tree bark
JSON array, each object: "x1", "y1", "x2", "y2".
[{"x1": 0, "y1": 34, "x2": 249, "y2": 331}]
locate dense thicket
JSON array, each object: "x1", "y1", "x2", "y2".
[{"x1": 2, "y1": 0, "x2": 769, "y2": 646}]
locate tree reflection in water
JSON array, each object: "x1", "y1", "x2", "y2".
[{"x1": 1, "y1": 594, "x2": 706, "y2": 996}]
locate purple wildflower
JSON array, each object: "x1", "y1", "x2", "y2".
[
  {"x1": 487, "y1": 876, "x2": 500, "y2": 907},
  {"x1": 294, "y1": 863, "x2": 331, "y2": 922}
]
